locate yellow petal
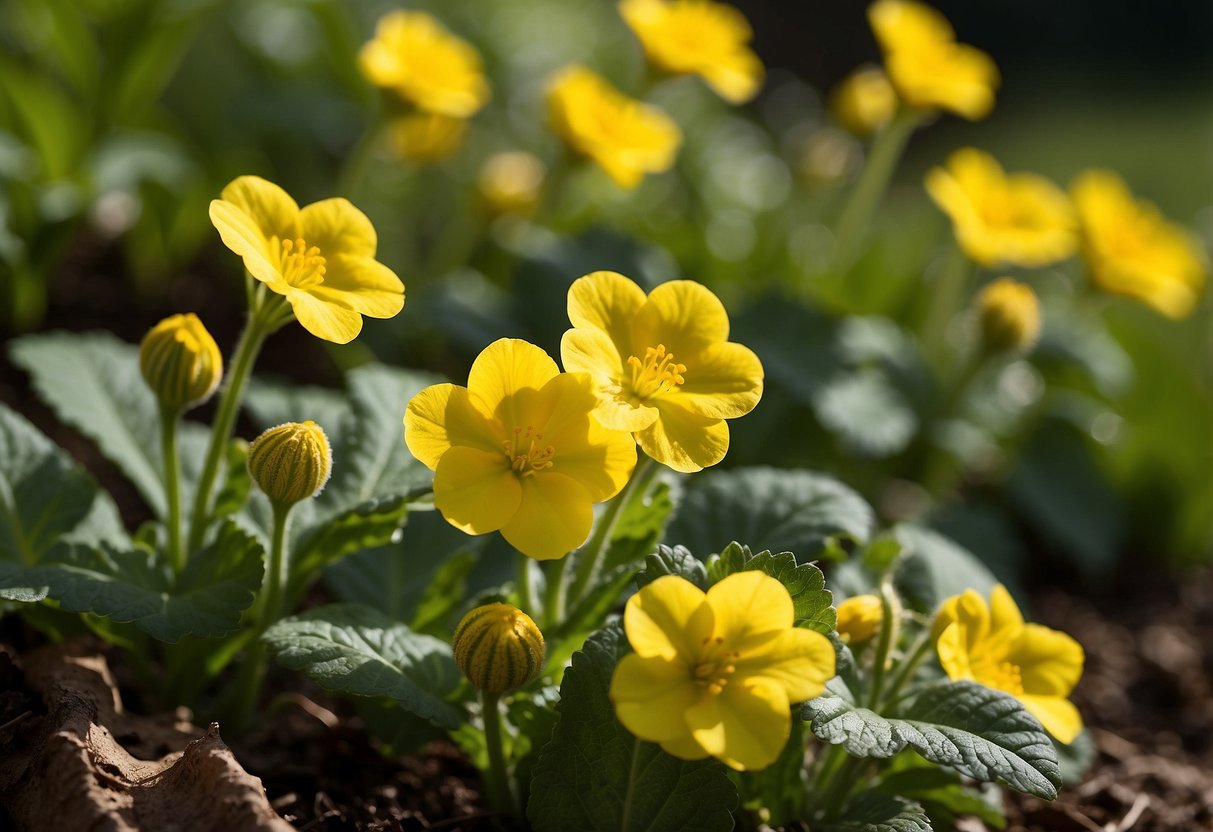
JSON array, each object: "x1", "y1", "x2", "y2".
[
  {"x1": 298, "y1": 197, "x2": 378, "y2": 260},
  {"x1": 738, "y1": 627, "x2": 836, "y2": 703},
  {"x1": 404, "y1": 383, "x2": 500, "y2": 470},
  {"x1": 687, "y1": 677, "x2": 791, "y2": 771},
  {"x1": 701, "y1": 50, "x2": 764, "y2": 105},
  {"x1": 658, "y1": 733, "x2": 711, "y2": 761},
  {"x1": 433, "y1": 445, "x2": 521, "y2": 534},
  {"x1": 1017, "y1": 693, "x2": 1083, "y2": 745},
  {"x1": 707, "y1": 571, "x2": 795, "y2": 650},
  {"x1": 624, "y1": 575, "x2": 714, "y2": 663},
  {"x1": 987, "y1": 584, "x2": 1026, "y2": 645},
  {"x1": 633, "y1": 280, "x2": 730, "y2": 357},
  {"x1": 312, "y1": 258, "x2": 404, "y2": 319},
  {"x1": 935, "y1": 621, "x2": 974, "y2": 682},
  {"x1": 500, "y1": 472, "x2": 593, "y2": 560},
  {"x1": 1009, "y1": 623, "x2": 1084, "y2": 697},
  {"x1": 219, "y1": 175, "x2": 300, "y2": 241},
  {"x1": 677, "y1": 341, "x2": 764, "y2": 420},
  {"x1": 288, "y1": 290, "x2": 364, "y2": 344},
  {"x1": 208, "y1": 200, "x2": 282, "y2": 288},
  {"x1": 567, "y1": 271, "x2": 648, "y2": 350},
  {"x1": 610, "y1": 654, "x2": 699, "y2": 742},
  {"x1": 637, "y1": 398, "x2": 729, "y2": 473},
  {"x1": 467, "y1": 339, "x2": 560, "y2": 426}
]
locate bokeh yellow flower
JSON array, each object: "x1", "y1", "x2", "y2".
[
  {"x1": 830, "y1": 66, "x2": 896, "y2": 137},
  {"x1": 547, "y1": 65, "x2": 682, "y2": 189},
  {"x1": 975, "y1": 277, "x2": 1041, "y2": 354},
  {"x1": 358, "y1": 10, "x2": 490, "y2": 117},
  {"x1": 387, "y1": 113, "x2": 467, "y2": 164},
  {"x1": 835, "y1": 594, "x2": 883, "y2": 644},
  {"x1": 935, "y1": 585, "x2": 1084, "y2": 744},
  {"x1": 619, "y1": 0, "x2": 763, "y2": 104},
  {"x1": 868, "y1": 0, "x2": 998, "y2": 120},
  {"x1": 209, "y1": 176, "x2": 404, "y2": 344},
  {"x1": 1071, "y1": 170, "x2": 1207, "y2": 319},
  {"x1": 925, "y1": 148, "x2": 1076, "y2": 268},
  {"x1": 404, "y1": 338, "x2": 637, "y2": 560},
  {"x1": 610, "y1": 572, "x2": 835, "y2": 771},
  {"x1": 560, "y1": 271, "x2": 763, "y2": 473},
  {"x1": 478, "y1": 151, "x2": 546, "y2": 216}
]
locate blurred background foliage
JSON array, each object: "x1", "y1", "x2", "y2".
[{"x1": 1, "y1": 0, "x2": 1210, "y2": 582}]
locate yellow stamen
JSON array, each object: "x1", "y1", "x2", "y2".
[
  {"x1": 691, "y1": 639, "x2": 740, "y2": 693},
  {"x1": 279, "y1": 237, "x2": 327, "y2": 290},
  {"x1": 503, "y1": 426, "x2": 555, "y2": 476},
  {"x1": 625, "y1": 343, "x2": 687, "y2": 401}
]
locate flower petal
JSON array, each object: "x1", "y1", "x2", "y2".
[
  {"x1": 637, "y1": 398, "x2": 728, "y2": 472},
  {"x1": 677, "y1": 341, "x2": 764, "y2": 420},
  {"x1": 311, "y1": 258, "x2": 404, "y2": 319},
  {"x1": 404, "y1": 383, "x2": 501, "y2": 470},
  {"x1": 533, "y1": 373, "x2": 637, "y2": 501},
  {"x1": 468, "y1": 339, "x2": 560, "y2": 427},
  {"x1": 288, "y1": 290, "x2": 365, "y2": 344},
  {"x1": 567, "y1": 270, "x2": 648, "y2": 352},
  {"x1": 219, "y1": 175, "x2": 300, "y2": 241},
  {"x1": 298, "y1": 197, "x2": 378, "y2": 260},
  {"x1": 500, "y1": 472, "x2": 593, "y2": 560},
  {"x1": 1017, "y1": 693, "x2": 1083, "y2": 745},
  {"x1": 738, "y1": 628, "x2": 836, "y2": 703},
  {"x1": 658, "y1": 733, "x2": 711, "y2": 761},
  {"x1": 988, "y1": 584, "x2": 1026, "y2": 646},
  {"x1": 433, "y1": 446, "x2": 521, "y2": 535},
  {"x1": 633, "y1": 280, "x2": 730, "y2": 358},
  {"x1": 208, "y1": 200, "x2": 282, "y2": 289},
  {"x1": 707, "y1": 571, "x2": 795, "y2": 650},
  {"x1": 610, "y1": 654, "x2": 699, "y2": 742},
  {"x1": 1009, "y1": 623, "x2": 1084, "y2": 697},
  {"x1": 686, "y1": 676, "x2": 791, "y2": 771},
  {"x1": 624, "y1": 575, "x2": 714, "y2": 663}
]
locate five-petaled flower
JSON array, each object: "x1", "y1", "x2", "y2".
[
  {"x1": 404, "y1": 338, "x2": 637, "y2": 560},
  {"x1": 610, "y1": 572, "x2": 836, "y2": 771},
  {"x1": 619, "y1": 0, "x2": 764, "y2": 104},
  {"x1": 934, "y1": 584, "x2": 1085, "y2": 744},
  {"x1": 560, "y1": 271, "x2": 763, "y2": 472},
  {"x1": 547, "y1": 65, "x2": 682, "y2": 190},
  {"x1": 209, "y1": 176, "x2": 404, "y2": 344}
]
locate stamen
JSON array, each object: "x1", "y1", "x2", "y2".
[
  {"x1": 625, "y1": 344, "x2": 687, "y2": 401},
  {"x1": 503, "y1": 426, "x2": 555, "y2": 476},
  {"x1": 279, "y1": 237, "x2": 327, "y2": 290}
]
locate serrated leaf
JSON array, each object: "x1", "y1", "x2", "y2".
[
  {"x1": 263, "y1": 603, "x2": 462, "y2": 729},
  {"x1": 821, "y1": 793, "x2": 932, "y2": 832},
  {"x1": 665, "y1": 467, "x2": 874, "y2": 561},
  {"x1": 814, "y1": 370, "x2": 919, "y2": 458},
  {"x1": 636, "y1": 544, "x2": 708, "y2": 590},
  {"x1": 706, "y1": 543, "x2": 836, "y2": 633},
  {"x1": 804, "y1": 680, "x2": 1061, "y2": 799},
  {"x1": 893, "y1": 525, "x2": 998, "y2": 613},
  {"x1": 527, "y1": 625, "x2": 737, "y2": 832},
  {"x1": 43, "y1": 520, "x2": 263, "y2": 642}
]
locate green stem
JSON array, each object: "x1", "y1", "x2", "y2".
[
  {"x1": 338, "y1": 114, "x2": 389, "y2": 202},
  {"x1": 918, "y1": 243, "x2": 974, "y2": 369},
  {"x1": 159, "y1": 405, "x2": 184, "y2": 574},
  {"x1": 543, "y1": 556, "x2": 569, "y2": 630},
  {"x1": 879, "y1": 629, "x2": 935, "y2": 712},
  {"x1": 568, "y1": 455, "x2": 658, "y2": 605},
  {"x1": 481, "y1": 691, "x2": 514, "y2": 816},
  {"x1": 620, "y1": 740, "x2": 643, "y2": 831},
  {"x1": 260, "y1": 505, "x2": 292, "y2": 627},
  {"x1": 516, "y1": 553, "x2": 538, "y2": 619},
  {"x1": 865, "y1": 578, "x2": 899, "y2": 710}
]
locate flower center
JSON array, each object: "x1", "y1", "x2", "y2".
[
  {"x1": 279, "y1": 238, "x2": 327, "y2": 290},
  {"x1": 504, "y1": 426, "x2": 555, "y2": 476},
  {"x1": 626, "y1": 344, "x2": 687, "y2": 402},
  {"x1": 980, "y1": 660, "x2": 1025, "y2": 696},
  {"x1": 691, "y1": 636, "x2": 739, "y2": 695}
]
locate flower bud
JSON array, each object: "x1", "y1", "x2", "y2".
[
  {"x1": 478, "y1": 151, "x2": 546, "y2": 216},
  {"x1": 836, "y1": 594, "x2": 883, "y2": 644},
  {"x1": 831, "y1": 66, "x2": 896, "y2": 137},
  {"x1": 388, "y1": 113, "x2": 467, "y2": 164},
  {"x1": 975, "y1": 277, "x2": 1041, "y2": 354},
  {"x1": 452, "y1": 603, "x2": 545, "y2": 694},
  {"x1": 247, "y1": 421, "x2": 332, "y2": 508},
  {"x1": 139, "y1": 313, "x2": 223, "y2": 412}
]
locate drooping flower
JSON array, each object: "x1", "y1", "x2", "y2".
[
  {"x1": 358, "y1": 10, "x2": 490, "y2": 117},
  {"x1": 934, "y1": 584, "x2": 1084, "y2": 744},
  {"x1": 830, "y1": 66, "x2": 896, "y2": 137},
  {"x1": 925, "y1": 148, "x2": 1077, "y2": 268},
  {"x1": 209, "y1": 176, "x2": 405, "y2": 344},
  {"x1": 619, "y1": 0, "x2": 763, "y2": 104},
  {"x1": 975, "y1": 277, "x2": 1041, "y2": 354},
  {"x1": 868, "y1": 0, "x2": 999, "y2": 120},
  {"x1": 560, "y1": 271, "x2": 763, "y2": 472},
  {"x1": 835, "y1": 594, "x2": 883, "y2": 644},
  {"x1": 387, "y1": 113, "x2": 467, "y2": 164},
  {"x1": 404, "y1": 338, "x2": 637, "y2": 560},
  {"x1": 1071, "y1": 170, "x2": 1207, "y2": 319},
  {"x1": 547, "y1": 65, "x2": 682, "y2": 190},
  {"x1": 610, "y1": 572, "x2": 835, "y2": 771}
]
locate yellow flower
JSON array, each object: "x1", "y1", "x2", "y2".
[
  {"x1": 560, "y1": 271, "x2": 763, "y2": 473},
  {"x1": 358, "y1": 10, "x2": 489, "y2": 117},
  {"x1": 478, "y1": 151, "x2": 546, "y2": 216},
  {"x1": 925, "y1": 148, "x2": 1076, "y2": 268},
  {"x1": 935, "y1": 585, "x2": 1084, "y2": 744},
  {"x1": 404, "y1": 338, "x2": 637, "y2": 560},
  {"x1": 610, "y1": 572, "x2": 835, "y2": 770},
  {"x1": 619, "y1": 0, "x2": 763, "y2": 104},
  {"x1": 836, "y1": 594, "x2": 883, "y2": 644},
  {"x1": 868, "y1": 0, "x2": 999, "y2": 120},
  {"x1": 208, "y1": 176, "x2": 405, "y2": 344},
  {"x1": 1071, "y1": 170, "x2": 1207, "y2": 319},
  {"x1": 830, "y1": 66, "x2": 896, "y2": 137},
  {"x1": 139, "y1": 313, "x2": 223, "y2": 413},
  {"x1": 547, "y1": 65, "x2": 682, "y2": 190},
  {"x1": 975, "y1": 277, "x2": 1041, "y2": 354},
  {"x1": 387, "y1": 113, "x2": 467, "y2": 164}
]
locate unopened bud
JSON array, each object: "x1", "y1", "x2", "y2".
[
  {"x1": 478, "y1": 151, "x2": 546, "y2": 216},
  {"x1": 247, "y1": 421, "x2": 332, "y2": 508},
  {"x1": 836, "y1": 594, "x2": 883, "y2": 644},
  {"x1": 831, "y1": 66, "x2": 896, "y2": 137},
  {"x1": 452, "y1": 603, "x2": 545, "y2": 694},
  {"x1": 975, "y1": 277, "x2": 1041, "y2": 354},
  {"x1": 139, "y1": 313, "x2": 223, "y2": 412}
]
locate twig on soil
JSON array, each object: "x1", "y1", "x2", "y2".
[
  {"x1": 0, "y1": 710, "x2": 32, "y2": 733},
  {"x1": 429, "y1": 811, "x2": 511, "y2": 829},
  {"x1": 1106, "y1": 793, "x2": 1150, "y2": 832}
]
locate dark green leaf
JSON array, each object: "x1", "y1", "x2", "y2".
[
  {"x1": 736, "y1": 717, "x2": 808, "y2": 826},
  {"x1": 635, "y1": 544, "x2": 708, "y2": 590},
  {"x1": 820, "y1": 793, "x2": 931, "y2": 832},
  {"x1": 602, "y1": 480, "x2": 677, "y2": 571},
  {"x1": 893, "y1": 525, "x2": 998, "y2": 614},
  {"x1": 290, "y1": 495, "x2": 410, "y2": 592},
  {"x1": 410, "y1": 550, "x2": 477, "y2": 633},
  {"x1": 706, "y1": 543, "x2": 836, "y2": 634}
]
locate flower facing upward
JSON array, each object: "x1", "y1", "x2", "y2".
[
  {"x1": 619, "y1": 0, "x2": 763, "y2": 104},
  {"x1": 560, "y1": 271, "x2": 763, "y2": 473},
  {"x1": 868, "y1": 0, "x2": 999, "y2": 120},
  {"x1": 835, "y1": 594, "x2": 883, "y2": 644},
  {"x1": 404, "y1": 338, "x2": 637, "y2": 560},
  {"x1": 925, "y1": 149, "x2": 1077, "y2": 268},
  {"x1": 547, "y1": 65, "x2": 682, "y2": 189},
  {"x1": 1071, "y1": 170, "x2": 1207, "y2": 319},
  {"x1": 139, "y1": 313, "x2": 223, "y2": 413},
  {"x1": 358, "y1": 11, "x2": 489, "y2": 117},
  {"x1": 831, "y1": 66, "x2": 896, "y2": 137},
  {"x1": 975, "y1": 277, "x2": 1041, "y2": 354},
  {"x1": 935, "y1": 585, "x2": 1084, "y2": 744},
  {"x1": 610, "y1": 573, "x2": 835, "y2": 770}
]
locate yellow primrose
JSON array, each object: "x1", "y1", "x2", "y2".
[
  {"x1": 404, "y1": 338, "x2": 637, "y2": 561},
  {"x1": 835, "y1": 594, "x2": 883, "y2": 644},
  {"x1": 868, "y1": 0, "x2": 999, "y2": 120},
  {"x1": 975, "y1": 277, "x2": 1041, "y2": 354},
  {"x1": 925, "y1": 148, "x2": 1077, "y2": 268},
  {"x1": 358, "y1": 10, "x2": 490, "y2": 117},
  {"x1": 209, "y1": 176, "x2": 404, "y2": 344},
  {"x1": 388, "y1": 113, "x2": 467, "y2": 165},
  {"x1": 560, "y1": 271, "x2": 763, "y2": 473},
  {"x1": 1071, "y1": 170, "x2": 1207, "y2": 319},
  {"x1": 831, "y1": 66, "x2": 896, "y2": 137},
  {"x1": 610, "y1": 572, "x2": 835, "y2": 770},
  {"x1": 935, "y1": 585, "x2": 1084, "y2": 744},
  {"x1": 619, "y1": 0, "x2": 763, "y2": 104},
  {"x1": 547, "y1": 65, "x2": 682, "y2": 190}
]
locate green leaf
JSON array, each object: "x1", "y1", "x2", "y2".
[
  {"x1": 557, "y1": 563, "x2": 640, "y2": 639},
  {"x1": 602, "y1": 479, "x2": 677, "y2": 572},
  {"x1": 736, "y1": 718, "x2": 808, "y2": 826},
  {"x1": 44, "y1": 520, "x2": 263, "y2": 642},
  {"x1": 636, "y1": 544, "x2": 708, "y2": 590},
  {"x1": 527, "y1": 625, "x2": 737, "y2": 832},
  {"x1": 289, "y1": 495, "x2": 411, "y2": 593},
  {"x1": 820, "y1": 793, "x2": 931, "y2": 832},
  {"x1": 804, "y1": 680, "x2": 1061, "y2": 799},
  {"x1": 665, "y1": 467, "x2": 874, "y2": 562},
  {"x1": 814, "y1": 370, "x2": 919, "y2": 459},
  {"x1": 244, "y1": 377, "x2": 350, "y2": 439},
  {"x1": 1056, "y1": 729, "x2": 1096, "y2": 786},
  {"x1": 706, "y1": 543, "x2": 836, "y2": 634},
  {"x1": 263, "y1": 603, "x2": 462, "y2": 730},
  {"x1": 873, "y1": 757, "x2": 1006, "y2": 829},
  {"x1": 211, "y1": 438, "x2": 251, "y2": 518},
  {"x1": 409, "y1": 550, "x2": 477, "y2": 633},
  {"x1": 893, "y1": 525, "x2": 998, "y2": 613}
]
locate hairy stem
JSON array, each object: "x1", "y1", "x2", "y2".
[
  {"x1": 481, "y1": 691, "x2": 515, "y2": 817},
  {"x1": 159, "y1": 405, "x2": 184, "y2": 573}
]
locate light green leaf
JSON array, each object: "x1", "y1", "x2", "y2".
[
  {"x1": 289, "y1": 495, "x2": 411, "y2": 594},
  {"x1": 665, "y1": 467, "x2": 874, "y2": 561},
  {"x1": 409, "y1": 550, "x2": 477, "y2": 633},
  {"x1": 893, "y1": 525, "x2": 998, "y2": 613},
  {"x1": 635, "y1": 544, "x2": 708, "y2": 591},
  {"x1": 527, "y1": 625, "x2": 737, "y2": 832},
  {"x1": 804, "y1": 680, "x2": 1061, "y2": 799},
  {"x1": 263, "y1": 603, "x2": 462, "y2": 730},
  {"x1": 814, "y1": 370, "x2": 919, "y2": 458},
  {"x1": 706, "y1": 542, "x2": 836, "y2": 634},
  {"x1": 820, "y1": 793, "x2": 931, "y2": 832},
  {"x1": 602, "y1": 479, "x2": 677, "y2": 572},
  {"x1": 244, "y1": 378, "x2": 350, "y2": 442}
]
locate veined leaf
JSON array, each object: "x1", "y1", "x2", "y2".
[
  {"x1": 635, "y1": 544, "x2": 708, "y2": 591},
  {"x1": 820, "y1": 793, "x2": 932, "y2": 832},
  {"x1": 290, "y1": 495, "x2": 411, "y2": 593},
  {"x1": 707, "y1": 542, "x2": 836, "y2": 634}
]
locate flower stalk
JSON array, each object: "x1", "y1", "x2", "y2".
[
  {"x1": 159, "y1": 405, "x2": 185, "y2": 574},
  {"x1": 480, "y1": 691, "x2": 514, "y2": 816}
]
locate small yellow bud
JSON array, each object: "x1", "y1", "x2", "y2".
[
  {"x1": 139, "y1": 313, "x2": 223, "y2": 412},
  {"x1": 975, "y1": 277, "x2": 1042, "y2": 354},
  {"x1": 387, "y1": 113, "x2": 467, "y2": 165},
  {"x1": 247, "y1": 421, "x2": 332, "y2": 508},
  {"x1": 452, "y1": 603, "x2": 545, "y2": 694},
  {"x1": 478, "y1": 151, "x2": 546, "y2": 216},
  {"x1": 831, "y1": 66, "x2": 896, "y2": 137},
  {"x1": 836, "y1": 594, "x2": 883, "y2": 644}
]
